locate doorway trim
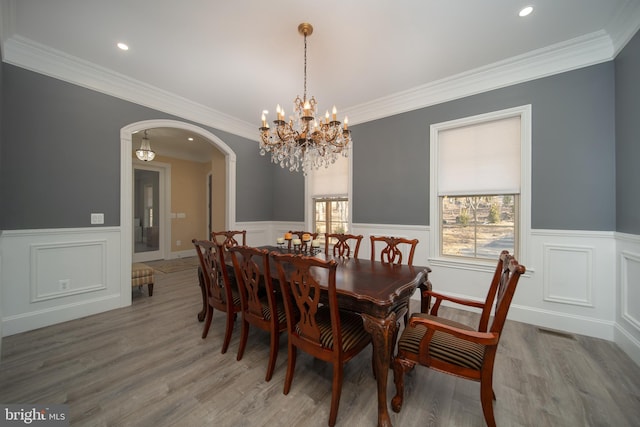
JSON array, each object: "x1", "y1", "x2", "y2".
[{"x1": 120, "y1": 119, "x2": 237, "y2": 307}]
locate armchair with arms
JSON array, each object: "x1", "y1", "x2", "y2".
[{"x1": 391, "y1": 250, "x2": 526, "y2": 427}]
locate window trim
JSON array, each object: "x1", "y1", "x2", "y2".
[{"x1": 429, "y1": 105, "x2": 531, "y2": 270}]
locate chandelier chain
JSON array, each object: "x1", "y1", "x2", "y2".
[{"x1": 303, "y1": 32, "x2": 307, "y2": 102}]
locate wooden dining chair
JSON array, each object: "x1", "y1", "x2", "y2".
[
  {"x1": 271, "y1": 252, "x2": 372, "y2": 427},
  {"x1": 192, "y1": 239, "x2": 241, "y2": 353},
  {"x1": 228, "y1": 245, "x2": 288, "y2": 381},
  {"x1": 324, "y1": 233, "x2": 363, "y2": 258},
  {"x1": 211, "y1": 230, "x2": 246, "y2": 249},
  {"x1": 391, "y1": 251, "x2": 526, "y2": 427},
  {"x1": 370, "y1": 235, "x2": 419, "y2": 266}
]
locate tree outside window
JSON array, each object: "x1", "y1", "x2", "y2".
[{"x1": 441, "y1": 194, "x2": 517, "y2": 259}]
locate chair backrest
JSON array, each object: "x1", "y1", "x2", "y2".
[
  {"x1": 228, "y1": 245, "x2": 274, "y2": 322},
  {"x1": 211, "y1": 230, "x2": 247, "y2": 249},
  {"x1": 272, "y1": 252, "x2": 340, "y2": 350},
  {"x1": 193, "y1": 239, "x2": 233, "y2": 306},
  {"x1": 486, "y1": 251, "x2": 526, "y2": 337},
  {"x1": 370, "y1": 235, "x2": 419, "y2": 266},
  {"x1": 325, "y1": 233, "x2": 363, "y2": 258}
]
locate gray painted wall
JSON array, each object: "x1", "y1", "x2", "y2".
[
  {"x1": 350, "y1": 62, "x2": 617, "y2": 231},
  {"x1": 615, "y1": 30, "x2": 640, "y2": 235},
  {"x1": 271, "y1": 166, "x2": 304, "y2": 221},
  {"x1": 1, "y1": 53, "x2": 631, "y2": 232},
  {"x1": 0, "y1": 64, "x2": 273, "y2": 229}
]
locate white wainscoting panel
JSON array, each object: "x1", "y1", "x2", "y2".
[
  {"x1": 2, "y1": 223, "x2": 638, "y2": 367},
  {"x1": 616, "y1": 233, "x2": 640, "y2": 366},
  {"x1": 1, "y1": 227, "x2": 124, "y2": 336},
  {"x1": 238, "y1": 221, "x2": 286, "y2": 247},
  {"x1": 542, "y1": 244, "x2": 593, "y2": 307},
  {"x1": 621, "y1": 250, "x2": 640, "y2": 330},
  {"x1": 30, "y1": 240, "x2": 107, "y2": 302}
]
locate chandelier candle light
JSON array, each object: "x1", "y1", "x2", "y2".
[{"x1": 259, "y1": 23, "x2": 352, "y2": 175}]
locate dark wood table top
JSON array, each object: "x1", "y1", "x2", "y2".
[{"x1": 260, "y1": 245, "x2": 431, "y2": 318}]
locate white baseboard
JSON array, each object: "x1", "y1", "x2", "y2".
[
  {"x1": 2, "y1": 294, "x2": 122, "y2": 336},
  {"x1": 614, "y1": 323, "x2": 640, "y2": 367}
]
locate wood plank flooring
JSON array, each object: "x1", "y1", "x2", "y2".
[{"x1": 2, "y1": 266, "x2": 640, "y2": 426}]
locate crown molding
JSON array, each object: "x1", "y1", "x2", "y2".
[
  {"x1": 2, "y1": 35, "x2": 258, "y2": 141},
  {"x1": 343, "y1": 30, "x2": 615, "y2": 125},
  {"x1": 607, "y1": 0, "x2": 640, "y2": 56},
  {"x1": 0, "y1": 23, "x2": 629, "y2": 137}
]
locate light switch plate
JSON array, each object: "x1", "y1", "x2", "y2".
[{"x1": 91, "y1": 213, "x2": 104, "y2": 224}]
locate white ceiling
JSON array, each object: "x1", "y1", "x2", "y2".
[{"x1": 2, "y1": 0, "x2": 640, "y2": 158}]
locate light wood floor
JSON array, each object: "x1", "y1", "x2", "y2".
[{"x1": 2, "y1": 266, "x2": 640, "y2": 427}]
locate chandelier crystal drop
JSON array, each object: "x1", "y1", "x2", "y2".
[
  {"x1": 259, "y1": 23, "x2": 352, "y2": 176},
  {"x1": 136, "y1": 130, "x2": 156, "y2": 162}
]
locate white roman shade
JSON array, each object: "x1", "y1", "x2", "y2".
[
  {"x1": 309, "y1": 154, "x2": 349, "y2": 197},
  {"x1": 438, "y1": 116, "x2": 521, "y2": 196}
]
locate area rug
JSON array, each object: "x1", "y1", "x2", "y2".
[{"x1": 144, "y1": 256, "x2": 199, "y2": 273}]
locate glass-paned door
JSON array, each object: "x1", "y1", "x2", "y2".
[
  {"x1": 133, "y1": 168, "x2": 163, "y2": 262},
  {"x1": 313, "y1": 197, "x2": 349, "y2": 247}
]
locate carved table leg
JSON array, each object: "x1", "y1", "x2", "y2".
[
  {"x1": 362, "y1": 311, "x2": 400, "y2": 427},
  {"x1": 197, "y1": 266, "x2": 207, "y2": 322}
]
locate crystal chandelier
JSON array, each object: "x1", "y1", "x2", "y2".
[
  {"x1": 259, "y1": 23, "x2": 352, "y2": 175},
  {"x1": 136, "y1": 130, "x2": 156, "y2": 162}
]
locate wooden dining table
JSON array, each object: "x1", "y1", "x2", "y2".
[{"x1": 197, "y1": 245, "x2": 431, "y2": 427}]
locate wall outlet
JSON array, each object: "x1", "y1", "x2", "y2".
[
  {"x1": 59, "y1": 279, "x2": 70, "y2": 290},
  {"x1": 90, "y1": 213, "x2": 104, "y2": 224},
  {"x1": 176, "y1": 240, "x2": 182, "y2": 246}
]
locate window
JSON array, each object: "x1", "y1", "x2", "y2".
[
  {"x1": 307, "y1": 152, "x2": 351, "y2": 247},
  {"x1": 430, "y1": 106, "x2": 531, "y2": 266},
  {"x1": 441, "y1": 194, "x2": 518, "y2": 259}
]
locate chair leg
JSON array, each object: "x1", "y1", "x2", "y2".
[
  {"x1": 265, "y1": 329, "x2": 280, "y2": 381},
  {"x1": 328, "y1": 363, "x2": 344, "y2": 427},
  {"x1": 201, "y1": 305, "x2": 213, "y2": 339},
  {"x1": 480, "y1": 371, "x2": 497, "y2": 427},
  {"x1": 391, "y1": 356, "x2": 414, "y2": 413},
  {"x1": 236, "y1": 317, "x2": 249, "y2": 361},
  {"x1": 283, "y1": 344, "x2": 297, "y2": 395},
  {"x1": 221, "y1": 309, "x2": 235, "y2": 354},
  {"x1": 148, "y1": 283, "x2": 154, "y2": 296}
]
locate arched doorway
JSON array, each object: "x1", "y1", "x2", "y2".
[{"x1": 119, "y1": 119, "x2": 237, "y2": 306}]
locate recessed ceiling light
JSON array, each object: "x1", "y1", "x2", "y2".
[
  {"x1": 187, "y1": 137, "x2": 194, "y2": 141},
  {"x1": 519, "y1": 6, "x2": 533, "y2": 17},
  {"x1": 117, "y1": 42, "x2": 129, "y2": 51}
]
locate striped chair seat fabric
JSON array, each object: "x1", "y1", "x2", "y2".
[
  {"x1": 398, "y1": 312, "x2": 486, "y2": 371},
  {"x1": 296, "y1": 306, "x2": 370, "y2": 352}
]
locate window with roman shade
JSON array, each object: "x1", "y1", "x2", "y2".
[{"x1": 430, "y1": 106, "x2": 531, "y2": 265}]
